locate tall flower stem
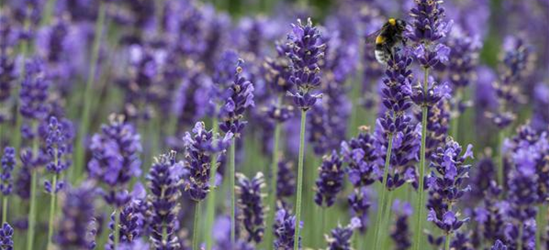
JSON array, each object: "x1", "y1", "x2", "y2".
[
  {"x1": 293, "y1": 110, "x2": 308, "y2": 250},
  {"x1": 497, "y1": 130, "x2": 505, "y2": 186},
  {"x1": 536, "y1": 204, "x2": 547, "y2": 250},
  {"x1": 413, "y1": 68, "x2": 430, "y2": 250},
  {"x1": 450, "y1": 89, "x2": 462, "y2": 140},
  {"x1": 373, "y1": 133, "x2": 394, "y2": 249},
  {"x1": 73, "y1": 0, "x2": 106, "y2": 181},
  {"x1": 26, "y1": 121, "x2": 39, "y2": 250},
  {"x1": 114, "y1": 207, "x2": 120, "y2": 249},
  {"x1": 230, "y1": 138, "x2": 236, "y2": 246},
  {"x1": 265, "y1": 96, "x2": 283, "y2": 250},
  {"x1": 193, "y1": 202, "x2": 201, "y2": 250},
  {"x1": 47, "y1": 174, "x2": 58, "y2": 249},
  {"x1": 1, "y1": 196, "x2": 7, "y2": 224},
  {"x1": 204, "y1": 115, "x2": 218, "y2": 250},
  {"x1": 40, "y1": 0, "x2": 57, "y2": 26}
]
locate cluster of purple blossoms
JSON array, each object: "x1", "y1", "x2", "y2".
[
  {"x1": 390, "y1": 200, "x2": 412, "y2": 250},
  {"x1": 0, "y1": 223, "x2": 13, "y2": 250},
  {"x1": 427, "y1": 139, "x2": 473, "y2": 234},
  {"x1": 491, "y1": 240, "x2": 508, "y2": 250},
  {"x1": 236, "y1": 172, "x2": 266, "y2": 243},
  {"x1": 0, "y1": 17, "x2": 18, "y2": 122},
  {"x1": 276, "y1": 159, "x2": 296, "y2": 200},
  {"x1": 147, "y1": 153, "x2": 182, "y2": 250},
  {"x1": 314, "y1": 150, "x2": 344, "y2": 207},
  {"x1": 0, "y1": 147, "x2": 16, "y2": 196},
  {"x1": 287, "y1": 18, "x2": 326, "y2": 111},
  {"x1": 340, "y1": 128, "x2": 378, "y2": 187},
  {"x1": 44, "y1": 116, "x2": 72, "y2": 193},
  {"x1": 218, "y1": 58, "x2": 255, "y2": 136},
  {"x1": 472, "y1": 181, "x2": 506, "y2": 247},
  {"x1": 183, "y1": 121, "x2": 232, "y2": 201},
  {"x1": 488, "y1": 37, "x2": 533, "y2": 129},
  {"x1": 20, "y1": 57, "x2": 50, "y2": 121},
  {"x1": 55, "y1": 182, "x2": 97, "y2": 250},
  {"x1": 325, "y1": 223, "x2": 355, "y2": 250},
  {"x1": 408, "y1": 0, "x2": 451, "y2": 69},
  {"x1": 273, "y1": 208, "x2": 301, "y2": 249},
  {"x1": 347, "y1": 187, "x2": 371, "y2": 233},
  {"x1": 87, "y1": 114, "x2": 142, "y2": 207},
  {"x1": 106, "y1": 203, "x2": 143, "y2": 250}
]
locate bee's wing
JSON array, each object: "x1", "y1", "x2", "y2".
[{"x1": 364, "y1": 28, "x2": 383, "y2": 44}]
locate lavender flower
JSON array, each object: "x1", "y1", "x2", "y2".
[
  {"x1": 274, "y1": 208, "x2": 301, "y2": 249},
  {"x1": 314, "y1": 150, "x2": 344, "y2": 207},
  {"x1": 325, "y1": 224, "x2": 354, "y2": 250},
  {"x1": 87, "y1": 114, "x2": 142, "y2": 207},
  {"x1": 264, "y1": 41, "x2": 293, "y2": 95},
  {"x1": 236, "y1": 172, "x2": 265, "y2": 243},
  {"x1": 408, "y1": 0, "x2": 451, "y2": 69},
  {"x1": 287, "y1": 18, "x2": 326, "y2": 111},
  {"x1": 44, "y1": 116, "x2": 71, "y2": 193},
  {"x1": 106, "y1": 204, "x2": 143, "y2": 249},
  {"x1": 340, "y1": 128, "x2": 378, "y2": 187},
  {"x1": 148, "y1": 153, "x2": 182, "y2": 250},
  {"x1": 15, "y1": 154, "x2": 32, "y2": 200},
  {"x1": 390, "y1": 200, "x2": 412, "y2": 250},
  {"x1": 276, "y1": 159, "x2": 296, "y2": 199},
  {"x1": 450, "y1": 232, "x2": 474, "y2": 250},
  {"x1": 183, "y1": 121, "x2": 232, "y2": 202},
  {"x1": 19, "y1": 57, "x2": 50, "y2": 121},
  {"x1": 473, "y1": 181, "x2": 506, "y2": 245},
  {"x1": 347, "y1": 187, "x2": 371, "y2": 233},
  {"x1": 219, "y1": 58, "x2": 255, "y2": 136},
  {"x1": 0, "y1": 223, "x2": 13, "y2": 250},
  {"x1": 0, "y1": 147, "x2": 15, "y2": 196},
  {"x1": 427, "y1": 210, "x2": 469, "y2": 234},
  {"x1": 55, "y1": 182, "x2": 97, "y2": 250}
]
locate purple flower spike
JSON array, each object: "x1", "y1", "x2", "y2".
[
  {"x1": 274, "y1": 208, "x2": 302, "y2": 249},
  {"x1": 427, "y1": 209, "x2": 469, "y2": 234},
  {"x1": 314, "y1": 150, "x2": 344, "y2": 207},
  {"x1": 325, "y1": 224, "x2": 354, "y2": 250},
  {"x1": 408, "y1": 0, "x2": 451, "y2": 43},
  {"x1": 106, "y1": 203, "x2": 143, "y2": 250},
  {"x1": 219, "y1": 58, "x2": 255, "y2": 136},
  {"x1": 391, "y1": 200, "x2": 412, "y2": 250},
  {"x1": 287, "y1": 18, "x2": 326, "y2": 111},
  {"x1": 148, "y1": 153, "x2": 182, "y2": 250},
  {"x1": 19, "y1": 57, "x2": 50, "y2": 121},
  {"x1": 0, "y1": 223, "x2": 13, "y2": 250},
  {"x1": 88, "y1": 114, "x2": 142, "y2": 207},
  {"x1": 55, "y1": 182, "x2": 97, "y2": 250},
  {"x1": 341, "y1": 128, "x2": 378, "y2": 187},
  {"x1": 183, "y1": 121, "x2": 232, "y2": 202},
  {"x1": 0, "y1": 147, "x2": 16, "y2": 196},
  {"x1": 347, "y1": 187, "x2": 371, "y2": 233},
  {"x1": 44, "y1": 116, "x2": 73, "y2": 194},
  {"x1": 236, "y1": 172, "x2": 266, "y2": 243},
  {"x1": 277, "y1": 159, "x2": 296, "y2": 199}
]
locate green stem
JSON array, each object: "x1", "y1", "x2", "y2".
[
  {"x1": 230, "y1": 138, "x2": 236, "y2": 246},
  {"x1": 26, "y1": 121, "x2": 39, "y2": 250},
  {"x1": 40, "y1": 0, "x2": 57, "y2": 26},
  {"x1": 518, "y1": 221, "x2": 523, "y2": 250},
  {"x1": 204, "y1": 115, "x2": 219, "y2": 250},
  {"x1": 114, "y1": 208, "x2": 120, "y2": 249},
  {"x1": 536, "y1": 204, "x2": 547, "y2": 250},
  {"x1": 413, "y1": 68, "x2": 430, "y2": 250},
  {"x1": 47, "y1": 174, "x2": 58, "y2": 249},
  {"x1": 293, "y1": 110, "x2": 308, "y2": 250},
  {"x1": 1, "y1": 196, "x2": 7, "y2": 224},
  {"x1": 450, "y1": 89, "x2": 462, "y2": 140},
  {"x1": 265, "y1": 96, "x2": 283, "y2": 250},
  {"x1": 497, "y1": 130, "x2": 505, "y2": 186},
  {"x1": 73, "y1": 1, "x2": 106, "y2": 181},
  {"x1": 374, "y1": 133, "x2": 394, "y2": 249},
  {"x1": 193, "y1": 202, "x2": 201, "y2": 250}
]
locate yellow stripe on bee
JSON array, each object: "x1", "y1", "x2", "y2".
[
  {"x1": 388, "y1": 18, "x2": 396, "y2": 26},
  {"x1": 376, "y1": 35, "x2": 385, "y2": 44}
]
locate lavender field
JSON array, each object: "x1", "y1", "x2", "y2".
[{"x1": 0, "y1": 0, "x2": 548, "y2": 249}]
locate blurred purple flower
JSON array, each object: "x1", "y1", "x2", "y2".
[
  {"x1": 276, "y1": 159, "x2": 296, "y2": 199},
  {"x1": 390, "y1": 200, "x2": 412, "y2": 250},
  {"x1": 274, "y1": 208, "x2": 301, "y2": 249},
  {"x1": 87, "y1": 115, "x2": 142, "y2": 207},
  {"x1": 0, "y1": 147, "x2": 16, "y2": 196},
  {"x1": 0, "y1": 223, "x2": 13, "y2": 250},
  {"x1": 314, "y1": 150, "x2": 344, "y2": 207},
  {"x1": 236, "y1": 172, "x2": 265, "y2": 243},
  {"x1": 341, "y1": 129, "x2": 378, "y2": 188},
  {"x1": 325, "y1": 223, "x2": 354, "y2": 250},
  {"x1": 19, "y1": 57, "x2": 50, "y2": 121},
  {"x1": 347, "y1": 187, "x2": 371, "y2": 233},
  {"x1": 44, "y1": 116, "x2": 72, "y2": 194}
]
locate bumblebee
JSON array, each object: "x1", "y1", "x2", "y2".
[{"x1": 368, "y1": 18, "x2": 407, "y2": 64}]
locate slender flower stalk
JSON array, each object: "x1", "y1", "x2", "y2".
[
  {"x1": 229, "y1": 139, "x2": 236, "y2": 245},
  {"x1": 286, "y1": 18, "x2": 325, "y2": 249},
  {"x1": 407, "y1": 0, "x2": 451, "y2": 249},
  {"x1": 204, "y1": 115, "x2": 218, "y2": 250},
  {"x1": 74, "y1": 0, "x2": 107, "y2": 181},
  {"x1": 0, "y1": 147, "x2": 15, "y2": 224}
]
